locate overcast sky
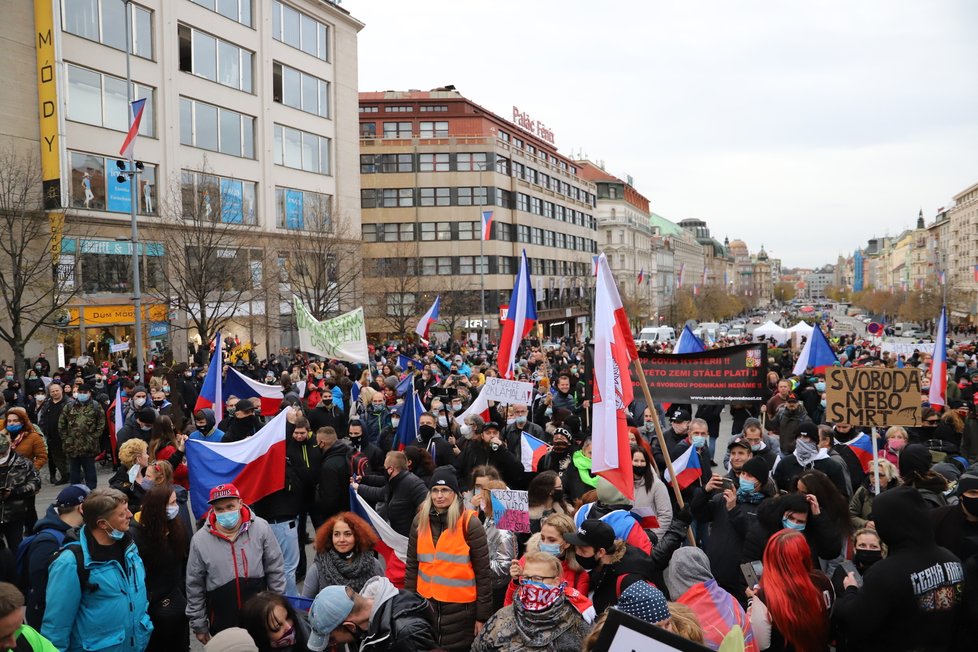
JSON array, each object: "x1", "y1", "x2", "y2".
[{"x1": 348, "y1": 0, "x2": 978, "y2": 268}]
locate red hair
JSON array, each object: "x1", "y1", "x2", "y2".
[
  {"x1": 760, "y1": 530, "x2": 829, "y2": 652},
  {"x1": 314, "y1": 512, "x2": 377, "y2": 554}
]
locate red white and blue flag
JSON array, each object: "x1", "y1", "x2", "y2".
[
  {"x1": 637, "y1": 268, "x2": 645, "y2": 285},
  {"x1": 394, "y1": 386, "x2": 425, "y2": 451},
  {"x1": 674, "y1": 324, "x2": 707, "y2": 354},
  {"x1": 520, "y1": 432, "x2": 548, "y2": 472},
  {"x1": 630, "y1": 506, "x2": 660, "y2": 530},
  {"x1": 481, "y1": 210, "x2": 494, "y2": 241},
  {"x1": 497, "y1": 250, "x2": 536, "y2": 379},
  {"x1": 844, "y1": 433, "x2": 876, "y2": 474},
  {"x1": 678, "y1": 580, "x2": 757, "y2": 652},
  {"x1": 677, "y1": 263, "x2": 685, "y2": 288},
  {"x1": 939, "y1": 270, "x2": 946, "y2": 286},
  {"x1": 973, "y1": 265, "x2": 978, "y2": 283},
  {"x1": 665, "y1": 444, "x2": 703, "y2": 490},
  {"x1": 185, "y1": 409, "x2": 288, "y2": 519},
  {"x1": 194, "y1": 333, "x2": 223, "y2": 423},
  {"x1": 119, "y1": 98, "x2": 147, "y2": 161},
  {"x1": 350, "y1": 486, "x2": 407, "y2": 587},
  {"x1": 929, "y1": 305, "x2": 948, "y2": 408},
  {"x1": 414, "y1": 295, "x2": 441, "y2": 340},
  {"x1": 591, "y1": 253, "x2": 638, "y2": 499},
  {"x1": 224, "y1": 368, "x2": 292, "y2": 416},
  {"x1": 792, "y1": 326, "x2": 838, "y2": 376}
]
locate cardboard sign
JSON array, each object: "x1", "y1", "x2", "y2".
[
  {"x1": 109, "y1": 342, "x2": 130, "y2": 353},
  {"x1": 479, "y1": 377, "x2": 533, "y2": 405},
  {"x1": 825, "y1": 367, "x2": 922, "y2": 427},
  {"x1": 489, "y1": 489, "x2": 529, "y2": 533}
]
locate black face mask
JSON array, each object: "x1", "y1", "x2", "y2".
[
  {"x1": 633, "y1": 465, "x2": 648, "y2": 478},
  {"x1": 961, "y1": 495, "x2": 978, "y2": 519},
  {"x1": 417, "y1": 424, "x2": 436, "y2": 441},
  {"x1": 349, "y1": 436, "x2": 362, "y2": 449},
  {"x1": 852, "y1": 549, "x2": 883, "y2": 573},
  {"x1": 576, "y1": 553, "x2": 599, "y2": 570}
]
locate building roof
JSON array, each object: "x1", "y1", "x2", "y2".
[{"x1": 649, "y1": 212, "x2": 683, "y2": 236}]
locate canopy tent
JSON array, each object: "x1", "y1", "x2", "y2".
[
  {"x1": 788, "y1": 321, "x2": 815, "y2": 337},
  {"x1": 753, "y1": 320, "x2": 790, "y2": 344}
]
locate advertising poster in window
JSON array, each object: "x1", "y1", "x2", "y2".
[
  {"x1": 220, "y1": 178, "x2": 243, "y2": 223},
  {"x1": 286, "y1": 189, "x2": 304, "y2": 229},
  {"x1": 107, "y1": 159, "x2": 132, "y2": 213}
]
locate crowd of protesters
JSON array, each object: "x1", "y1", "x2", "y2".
[{"x1": 0, "y1": 318, "x2": 972, "y2": 651}]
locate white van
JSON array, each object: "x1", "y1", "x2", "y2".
[{"x1": 637, "y1": 326, "x2": 676, "y2": 345}]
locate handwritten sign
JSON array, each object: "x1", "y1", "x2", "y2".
[
  {"x1": 109, "y1": 342, "x2": 130, "y2": 353},
  {"x1": 490, "y1": 489, "x2": 529, "y2": 533},
  {"x1": 480, "y1": 377, "x2": 533, "y2": 405},
  {"x1": 825, "y1": 367, "x2": 922, "y2": 427},
  {"x1": 293, "y1": 297, "x2": 369, "y2": 364},
  {"x1": 880, "y1": 341, "x2": 935, "y2": 356}
]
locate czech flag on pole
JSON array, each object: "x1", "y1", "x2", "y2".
[
  {"x1": 637, "y1": 268, "x2": 645, "y2": 285},
  {"x1": 350, "y1": 487, "x2": 407, "y2": 587},
  {"x1": 591, "y1": 253, "x2": 638, "y2": 499},
  {"x1": 194, "y1": 333, "x2": 223, "y2": 423},
  {"x1": 845, "y1": 433, "x2": 876, "y2": 474},
  {"x1": 929, "y1": 305, "x2": 948, "y2": 408},
  {"x1": 497, "y1": 250, "x2": 536, "y2": 379},
  {"x1": 664, "y1": 444, "x2": 703, "y2": 490},
  {"x1": 119, "y1": 98, "x2": 147, "y2": 160},
  {"x1": 185, "y1": 409, "x2": 288, "y2": 519},
  {"x1": 224, "y1": 368, "x2": 289, "y2": 416},
  {"x1": 394, "y1": 386, "x2": 425, "y2": 451},
  {"x1": 674, "y1": 325, "x2": 707, "y2": 354},
  {"x1": 792, "y1": 326, "x2": 838, "y2": 376},
  {"x1": 481, "y1": 210, "x2": 494, "y2": 241},
  {"x1": 520, "y1": 432, "x2": 548, "y2": 472},
  {"x1": 414, "y1": 295, "x2": 440, "y2": 340}
]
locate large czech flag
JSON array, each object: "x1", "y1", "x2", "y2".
[
  {"x1": 664, "y1": 444, "x2": 703, "y2": 490},
  {"x1": 520, "y1": 432, "x2": 547, "y2": 472},
  {"x1": 497, "y1": 250, "x2": 536, "y2": 379},
  {"x1": 929, "y1": 305, "x2": 948, "y2": 408},
  {"x1": 185, "y1": 409, "x2": 288, "y2": 518},
  {"x1": 845, "y1": 432, "x2": 876, "y2": 474},
  {"x1": 350, "y1": 486, "x2": 407, "y2": 587},
  {"x1": 414, "y1": 296, "x2": 441, "y2": 341},
  {"x1": 194, "y1": 333, "x2": 223, "y2": 423},
  {"x1": 225, "y1": 368, "x2": 290, "y2": 416},
  {"x1": 792, "y1": 326, "x2": 838, "y2": 376}
]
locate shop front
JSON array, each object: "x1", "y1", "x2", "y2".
[{"x1": 59, "y1": 304, "x2": 169, "y2": 365}]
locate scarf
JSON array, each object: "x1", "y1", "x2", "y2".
[
  {"x1": 316, "y1": 548, "x2": 375, "y2": 593},
  {"x1": 572, "y1": 450, "x2": 598, "y2": 488}
]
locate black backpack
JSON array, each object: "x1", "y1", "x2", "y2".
[{"x1": 24, "y1": 541, "x2": 99, "y2": 628}]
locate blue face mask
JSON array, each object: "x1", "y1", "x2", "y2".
[
  {"x1": 782, "y1": 516, "x2": 806, "y2": 532},
  {"x1": 539, "y1": 542, "x2": 562, "y2": 556},
  {"x1": 104, "y1": 525, "x2": 125, "y2": 541},
  {"x1": 545, "y1": 407, "x2": 553, "y2": 418},
  {"x1": 5, "y1": 424, "x2": 22, "y2": 434},
  {"x1": 75, "y1": 394, "x2": 90, "y2": 403},
  {"x1": 216, "y1": 510, "x2": 241, "y2": 529},
  {"x1": 692, "y1": 435, "x2": 707, "y2": 449},
  {"x1": 738, "y1": 478, "x2": 756, "y2": 493},
  {"x1": 815, "y1": 382, "x2": 826, "y2": 393}
]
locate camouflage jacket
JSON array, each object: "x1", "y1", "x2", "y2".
[
  {"x1": 0, "y1": 452, "x2": 41, "y2": 522},
  {"x1": 58, "y1": 400, "x2": 106, "y2": 458}
]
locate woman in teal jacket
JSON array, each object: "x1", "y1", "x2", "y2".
[{"x1": 41, "y1": 488, "x2": 153, "y2": 652}]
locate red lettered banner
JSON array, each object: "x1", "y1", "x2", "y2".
[{"x1": 634, "y1": 343, "x2": 769, "y2": 404}]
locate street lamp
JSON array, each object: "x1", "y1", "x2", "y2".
[{"x1": 476, "y1": 161, "x2": 491, "y2": 348}]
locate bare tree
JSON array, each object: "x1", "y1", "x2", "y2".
[
  {"x1": 364, "y1": 242, "x2": 419, "y2": 339},
  {"x1": 432, "y1": 274, "x2": 481, "y2": 340},
  {"x1": 145, "y1": 170, "x2": 260, "y2": 347},
  {"x1": 0, "y1": 147, "x2": 78, "y2": 378}
]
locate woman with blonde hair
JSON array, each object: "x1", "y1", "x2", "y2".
[
  {"x1": 849, "y1": 457, "x2": 899, "y2": 530},
  {"x1": 405, "y1": 467, "x2": 492, "y2": 651},
  {"x1": 109, "y1": 437, "x2": 151, "y2": 514},
  {"x1": 880, "y1": 426, "x2": 908, "y2": 465}
]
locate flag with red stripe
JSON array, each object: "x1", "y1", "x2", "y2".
[
  {"x1": 497, "y1": 250, "x2": 536, "y2": 379},
  {"x1": 119, "y1": 98, "x2": 147, "y2": 160},
  {"x1": 349, "y1": 486, "x2": 407, "y2": 587}
]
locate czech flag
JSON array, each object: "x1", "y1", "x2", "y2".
[
  {"x1": 520, "y1": 432, "x2": 547, "y2": 472},
  {"x1": 185, "y1": 409, "x2": 288, "y2": 519},
  {"x1": 414, "y1": 295, "x2": 441, "y2": 340},
  {"x1": 792, "y1": 326, "x2": 838, "y2": 376},
  {"x1": 678, "y1": 580, "x2": 757, "y2": 652},
  {"x1": 973, "y1": 265, "x2": 978, "y2": 283},
  {"x1": 394, "y1": 385, "x2": 425, "y2": 451},
  {"x1": 845, "y1": 433, "x2": 876, "y2": 474},
  {"x1": 630, "y1": 506, "x2": 660, "y2": 530},
  {"x1": 454, "y1": 389, "x2": 491, "y2": 430},
  {"x1": 119, "y1": 98, "x2": 147, "y2": 161},
  {"x1": 929, "y1": 305, "x2": 948, "y2": 408},
  {"x1": 194, "y1": 332, "x2": 223, "y2": 423},
  {"x1": 591, "y1": 253, "x2": 638, "y2": 499},
  {"x1": 497, "y1": 250, "x2": 536, "y2": 379},
  {"x1": 105, "y1": 386, "x2": 124, "y2": 464},
  {"x1": 674, "y1": 325, "x2": 706, "y2": 354},
  {"x1": 939, "y1": 270, "x2": 946, "y2": 286},
  {"x1": 664, "y1": 444, "x2": 703, "y2": 490},
  {"x1": 677, "y1": 262, "x2": 685, "y2": 288},
  {"x1": 481, "y1": 210, "x2": 494, "y2": 241},
  {"x1": 397, "y1": 354, "x2": 422, "y2": 372},
  {"x1": 637, "y1": 268, "x2": 645, "y2": 285},
  {"x1": 350, "y1": 486, "x2": 407, "y2": 587},
  {"x1": 224, "y1": 368, "x2": 288, "y2": 416}
]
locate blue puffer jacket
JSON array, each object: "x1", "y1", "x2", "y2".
[{"x1": 41, "y1": 526, "x2": 153, "y2": 652}]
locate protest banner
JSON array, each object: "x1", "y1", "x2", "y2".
[
  {"x1": 109, "y1": 342, "x2": 130, "y2": 353},
  {"x1": 880, "y1": 341, "x2": 935, "y2": 357},
  {"x1": 825, "y1": 367, "x2": 922, "y2": 427},
  {"x1": 489, "y1": 489, "x2": 529, "y2": 533},
  {"x1": 633, "y1": 343, "x2": 768, "y2": 404},
  {"x1": 293, "y1": 297, "x2": 370, "y2": 364},
  {"x1": 479, "y1": 377, "x2": 533, "y2": 405}
]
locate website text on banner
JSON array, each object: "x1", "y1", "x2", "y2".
[
  {"x1": 632, "y1": 343, "x2": 768, "y2": 404},
  {"x1": 293, "y1": 296, "x2": 370, "y2": 364},
  {"x1": 824, "y1": 367, "x2": 922, "y2": 428}
]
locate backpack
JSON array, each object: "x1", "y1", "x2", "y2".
[
  {"x1": 15, "y1": 529, "x2": 66, "y2": 592},
  {"x1": 349, "y1": 449, "x2": 369, "y2": 479},
  {"x1": 23, "y1": 541, "x2": 99, "y2": 628}
]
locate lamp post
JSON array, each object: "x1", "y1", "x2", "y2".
[
  {"x1": 476, "y1": 161, "x2": 490, "y2": 349},
  {"x1": 121, "y1": 0, "x2": 144, "y2": 377}
]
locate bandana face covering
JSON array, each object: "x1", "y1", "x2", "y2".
[{"x1": 518, "y1": 580, "x2": 566, "y2": 612}]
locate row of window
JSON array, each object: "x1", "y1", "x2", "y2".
[
  {"x1": 180, "y1": 98, "x2": 256, "y2": 159},
  {"x1": 366, "y1": 256, "x2": 590, "y2": 279},
  {"x1": 362, "y1": 121, "x2": 450, "y2": 139},
  {"x1": 361, "y1": 221, "x2": 597, "y2": 253},
  {"x1": 271, "y1": 0, "x2": 331, "y2": 61},
  {"x1": 190, "y1": 0, "x2": 252, "y2": 27},
  {"x1": 272, "y1": 62, "x2": 330, "y2": 118},
  {"x1": 65, "y1": 64, "x2": 155, "y2": 137},
  {"x1": 62, "y1": 0, "x2": 152, "y2": 59},
  {"x1": 180, "y1": 171, "x2": 258, "y2": 225},
  {"x1": 273, "y1": 125, "x2": 332, "y2": 175},
  {"x1": 69, "y1": 151, "x2": 157, "y2": 215},
  {"x1": 178, "y1": 24, "x2": 254, "y2": 93}
]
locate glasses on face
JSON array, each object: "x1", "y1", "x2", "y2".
[{"x1": 521, "y1": 574, "x2": 559, "y2": 583}]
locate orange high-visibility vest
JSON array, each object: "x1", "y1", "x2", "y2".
[{"x1": 416, "y1": 510, "x2": 477, "y2": 603}]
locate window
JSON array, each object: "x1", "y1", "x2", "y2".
[
  {"x1": 526, "y1": 167, "x2": 537, "y2": 185},
  {"x1": 419, "y1": 105, "x2": 448, "y2": 112},
  {"x1": 554, "y1": 205, "x2": 565, "y2": 221},
  {"x1": 272, "y1": 0, "x2": 329, "y2": 61},
  {"x1": 360, "y1": 122, "x2": 376, "y2": 138},
  {"x1": 498, "y1": 130, "x2": 509, "y2": 142},
  {"x1": 385, "y1": 106, "x2": 412, "y2": 113},
  {"x1": 498, "y1": 223, "x2": 513, "y2": 242},
  {"x1": 419, "y1": 121, "x2": 449, "y2": 137},
  {"x1": 273, "y1": 124, "x2": 331, "y2": 174},
  {"x1": 191, "y1": 0, "x2": 252, "y2": 26},
  {"x1": 273, "y1": 187, "x2": 331, "y2": 230},
  {"x1": 399, "y1": 223, "x2": 415, "y2": 241},
  {"x1": 418, "y1": 153, "x2": 450, "y2": 172},
  {"x1": 495, "y1": 188, "x2": 512, "y2": 208},
  {"x1": 181, "y1": 98, "x2": 254, "y2": 158},
  {"x1": 420, "y1": 223, "x2": 435, "y2": 241},
  {"x1": 66, "y1": 238, "x2": 163, "y2": 294},
  {"x1": 437, "y1": 257, "x2": 452, "y2": 275},
  {"x1": 531, "y1": 228, "x2": 543, "y2": 245},
  {"x1": 543, "y1": 202, "x2": 553, "y2": 219},
  {"x1": 495, "y1": 157, "x2": 510, "y2": 175},
  {"x1": 62, "y1": 0, "x2": 153, "y2": 58},
  {"x1": 181, "y1": 171, "x2": 256, "y2": 224},
  {"x1": 383, "y1": 122, "x2": 412, "y2": 138},
  {"x1": 379, "y1": 189, "x2": 413, "y2": 208},
  {"x1": 457, "y1": 187, "x2": 487, "y2": 206},
  {"x1": 419, "y1": 188, "x2": 450, "y2": 206},
  {"x1": 517, "y1": 225, "x2": 530, "y2": 243},
  {"x1": 360, "y1": 189, "x2": 378, "y2": 209},
  {"x1": 516, "y1": 194, "x2": 529, "y2": 212},
  {"x1": 499, "y1": 256, "x2": 514, "y2": 275},
  {"x1": 421, "y1": 258, "x2": 436, "y2": 276},
  {"x1": 544, "y1": 230, "x2": 555, "y2": 247},
  {"x1": 359, "y1": 106, "x2": 379, "y2": 113},
  {"x1": 456, "y1": 152, "x2": 488, "y2": 172},
  {"x1": 458, "y1": 222, "x2": 475, "y2": 240},
  {"x1": 360, "y1": 154, "x2": 377, "y2": 174},
  {"x1": 459, "y1": 256, "x2": 474, "y2": 275},
  {"x1": 512, "y1": 162, "x2": 524, "y2": 179},
  {"x1": 377, "y1": 154, "x2": 413, "y2": 173},
  {"x1": 273, "y1": 62, "x2": 329, "y2": 118},
  {"x1": 362, "y1": 224, "x2": 376, "y2": 242},
  {"x1": 69, "y1": 151, "x2": 157, "y2": 215},
  {"x1": 436, "y1": 222, "x2": 451, "y2": 241},
  {"x1": 555, "y1": 233, "x2": 566, "y2": 249},
  {"x1": 529, "y1": 197, "x2": 541, "y2": 215},
  {"x1": 179, "y1": 25, "x2": 253, "y2": 92}
]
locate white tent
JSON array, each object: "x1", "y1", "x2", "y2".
[
  {"x1": 753, "y1": 320, "x2": 790, "y2": 343},
  {"x1": 788, "y1": 321, "x2": 815, "y2": 337}
]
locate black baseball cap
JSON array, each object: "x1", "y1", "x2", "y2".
[
  {"x1": 669, "y1": 408, "x2": 691, "y2": 423},
  {"x1": 728, "y1": 437, "x2": 752, "y2": 452},
  {"x1": 562, "y1": 518, "x2": 615, "y2": 551}
]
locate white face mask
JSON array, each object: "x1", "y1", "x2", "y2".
[{"x1": 437, "y1": 416, "x2": 448, "y2": 428}]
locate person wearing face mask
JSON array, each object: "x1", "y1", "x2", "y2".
[
  {"x1": 501, "y1": 403, "x2": 545, "y2": 455},
  {"x1": 115, "y1": 407, "x2": 158, "y2": 458},
  {"x1": 830, "y1": 422, "x2": 877, "y2": 491},
  {"x1": 306, "y1": 387, "x2": 347, "y2": 437},
  {"x1": 453, "y1": 422, "x2": 523, "y2": 490},
  {"x1": 123, "y1": 386, "x2": 152, "y2": 426},
  {"x1": 131, "y1": 484, "x2": 191, "y2": 652},
  {"x1": 416, "y1": 413, "x2": 456, "y2": 466},
  {"x1": 849, "y1": 458, "x2": 899, "y2": 530},
  {"x1": 37, "y1": 384, "x2": 69, "y2": 486},
  {"x1": 56, "y1": 383, "x2": 104, "y2": 490},
  {"x1": 306, "y1": 577, "x2": 437, "y2": 652},
  {"x1": 221, "y1": 399, "x2": 264, "y2": 443},
  {"x1": 185, "y1": 484, "x2": 286, "y2": 644},
  {"x1": 40, "y1": 488, "x2": 153, "y2": 652},
  {"x1": 773, "y1": 422, "x2": 846, "y2": 495},
  {"x1": 769, "y1": 392, "x2": 813, "y2": 455},
  {"x1": 189, "y1": 408, "x2": 224, "y2": 442},
  {"x1": 354, "y1": 451, "x2": 426, "y2": 537},
  {"x1": 574, "y1": 477, "x2": 654, "y2": 554},
  {"x1": 741, "y1": 491, "x2": 842, "y2": 566},
  {"x1": 504, "y1": 513, "x2": 590, "y2": 606},
  {"x1": 879, "y1": 425, "x2": 909, "y2": 466},
  {"x1": 662, "y1": 418, "x2": 713, "y2": 500},
  {"x1": 3, "y1": 408, "x2": 46, "y2": 532},
  {"x1": 346, "y1": 419, "x2": 384, "y2": 473},
  {"x1": 361, "y1": 392, "x2": 391, "y2": 449},
  {"x1": 933, "y1": 470, "x2": 978, "y2": 571},
  {"x1": 538, "y1": 427, "x2": 575, "y2": 475}
]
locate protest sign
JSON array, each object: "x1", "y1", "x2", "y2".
[
  {"x1": 489, "y1": 489, "x2": 529, "y2": 533},
  {"x1": 293, "y1": 297, "x2": 370, "y2": 364},
  {"x1": 479, "y1": 377, "x2": 533, "y2": 405},
  {"x1": 880, "y1": 341, "x2": 935, "y2": 357},
  {"x1": 633, "y1": 343, "x2": 768, "y2": 404},
  {"x1": 591, "y1": 607, "x2": 713, "y2": 652},
  {"x1": 825, "y1": 367, "x2": 922, "y2": 427},
  {"x1": 109, "y1": 342, "x2": 130, "y2": 353}
]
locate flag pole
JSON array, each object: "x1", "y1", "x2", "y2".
[{"x1": 631, "y1": 358, "x2": 696, "y2": 546}]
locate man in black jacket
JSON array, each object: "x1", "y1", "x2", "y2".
[
  {"x1": 221, "y1": 399, "x2": 263, "y2": 442},
  {"x1": 347, "y1": 419, "x2": 384, "y2": 473},
  {"x1": 37, "y1": 384, "x2": 69, "y2": 484},
  {"x1": 315, "y1": 427, "x2": 351, "y2": 522},
  {"x1": 453, "y1": 422, "x2": 523, "y2": 489},
  {"x1": 354, "y1": 451, "x2": 427, "y2": 537}
]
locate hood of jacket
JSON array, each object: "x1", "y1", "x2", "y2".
[
  {"x1": 196, "y1": 408, "x2": 216, "y2": 432},
  {"x1": 663, "y1": 546, "x2": 713, "y2": 599},
  {"x1": 323, "y1": 438, "x2": 351, "y2": 461},
  {"x1": 873, "y1": 485, "x2": 936, "y2": 552},
  {"x1": 33, "y1": 504, "x2": 74, "y2": 535},
  {"x1": 361, "y1": 576, "x2": 401, "y2": 619}
]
